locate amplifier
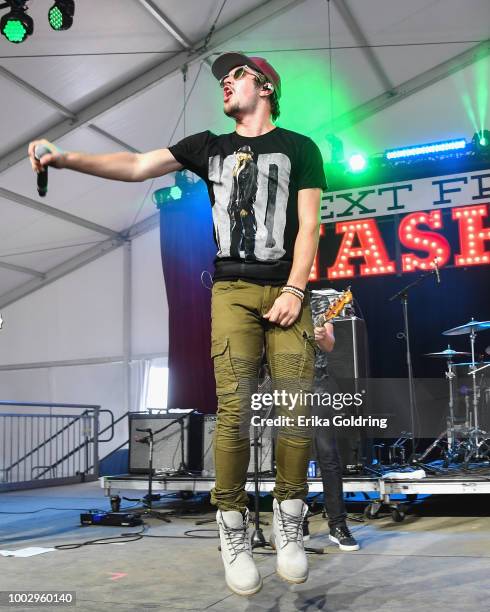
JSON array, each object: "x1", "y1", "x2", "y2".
[
  {"x1": 249, "y1": 423, "x2": 274, "y2": 475},
  {"x1": 199, "y1": 415, "x2": 275, "y2": 476},
  {"x1": 128, "y1": 412, "x2": 203, "y2": 474},
  {"x1": 202, "y1": 415, "x2": 217, "y2": 477}
]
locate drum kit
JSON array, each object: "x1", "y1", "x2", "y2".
[{"x1": 420, "y1": 318, "x2": 490, "y2": 466}]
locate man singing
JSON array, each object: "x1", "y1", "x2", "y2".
[{"x1": 28, "y1": 52, "x2": 326, "y2": 596}]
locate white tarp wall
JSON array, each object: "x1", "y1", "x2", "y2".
[{"x1": 0, "y1": 226, "x2": 168, "y2": 470}]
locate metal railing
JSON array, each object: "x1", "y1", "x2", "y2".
[
  {"x1": 0, "y1": 401, "x2": 114, "y2": 491},
  {"x1": 89, "y1": 411, "x2": 129, "y2": 471}
]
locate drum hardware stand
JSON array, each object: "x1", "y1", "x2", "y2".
[
  {"x1": 462, "y1": 326, "x2": 489, "y2": 463},
  {"x1": 388, "y1": 435, "x2": 409, "y2": 465},
  {"x1": 417, "y1": 429, "x2": 448, "y2": 463},
  {"x1": 442, "y1": 319, "x2": 490, "y2": 464},
  {"x1": 446, "y1": 353, "x2": 457, "y2": 452},
  {"x1": 474, "y1": 361, "x2": 490, "y2": 455},
  {"x1": 416, "y1": 428, "x2": 464, "y2": 468},
  {"x1": 467, "y1": 325, "x2": 484, "y2": 458},
  {"x1": 473, "y1": 362, "x2": 490, "y2": 376},
  {"x1": 418, "y1": 349, "x2": 462, "y2": 466}
]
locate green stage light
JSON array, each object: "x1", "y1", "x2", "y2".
[
  {"x1": 472, "y1": 129, "x2": 490, "y2": 151},
  {"x1": 152, "y1": 185, "x2": 183, "y2": 206},
  {"x1": 348, "y1": 153, "x2": 367, "y2": 173},
  {"x1": 1, "y1": 3, "x2": 33, "y2": 43},
  {"x1": 170, "y1": 186, "x2": 182, "y2": 200},
  {"x1": 48, "y1": 0, "x2": 74, "y2": 31}
]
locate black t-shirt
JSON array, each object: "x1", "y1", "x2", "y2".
[{"x1": 168, "y1": 127, "x2": 327, "y2": 284}]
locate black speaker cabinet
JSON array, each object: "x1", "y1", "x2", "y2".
[
  {"x1": 327, "y1": 317, "x2": 369, "y2": 380},
  {"x1": 129, "y1": 412, "x2": 203, "y2": 474},
  {"x1": 326, "y1": 317, "x2": 371, "y2": 472}
]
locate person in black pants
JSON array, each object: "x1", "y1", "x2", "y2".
[{"x1": 304, "y1": 297, "x2": 360, "y2": 551}]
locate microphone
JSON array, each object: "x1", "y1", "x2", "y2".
[
  {"x1": 433, "y1": 258, "x2": 441, "y2": 284},
  {"x1": 34, "y1": 144, "x2": 51, "y2": 198}
]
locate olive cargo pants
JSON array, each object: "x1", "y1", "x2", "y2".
[{"x1": 210, "y1": 279, "x2": 315, "y2": 511}]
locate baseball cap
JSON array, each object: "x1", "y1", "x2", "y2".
[{"x1": 211, "y1": 52, "x2": 281, "y2": 99}]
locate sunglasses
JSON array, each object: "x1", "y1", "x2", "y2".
[{"x1": 219, "y1": 65, "x2": 265, "y2": 88}]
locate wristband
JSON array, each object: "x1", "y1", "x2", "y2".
[
  {"x1": 285, "y1": 284, "x2": 305, "y2": 295},
  {"x1": 281, "y1": 286, "x2": 305, "y2": 301}
]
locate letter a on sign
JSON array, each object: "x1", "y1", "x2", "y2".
[{"x1": 328, "y1": 219, "x2": 395, "y2": 279}]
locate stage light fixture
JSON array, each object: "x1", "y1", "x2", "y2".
[
  {"x1": 348, "y1": 153, "x2": 367, "y2": 173},
  {"x1": 385, "y1": 138, "x2": 466, "y2": 160},
  {"x1": 473, "y1": 129, "x2": 489, "y2": 149},
  {"x1": 1, "y1": 1, "x2": 33, "y2": 43},
  {"x1": 152, "y1": 185, "x2": 182, "y2": 206},
  {"x1": 48, "y1": 0, "x2": 75, "y2": 31}
]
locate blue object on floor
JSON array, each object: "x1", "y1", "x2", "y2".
[{"x1": 99, "y1": 449, "x2": 128, "y2": 476}]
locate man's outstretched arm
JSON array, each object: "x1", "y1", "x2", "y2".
[{"x1": 28, "y1": 139, "x2": 183, "y2": 182}]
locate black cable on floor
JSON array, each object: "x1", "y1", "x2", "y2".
[
  {"x1": 50, "y1": 522, "x2": 220, "y2": 550},
  {"x1": 54, "y1": 528, "x2": 147, "y2": 549}
]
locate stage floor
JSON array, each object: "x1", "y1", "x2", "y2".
[{"x1": 1, "y1": 480, "x2": 490, "y2": 611}]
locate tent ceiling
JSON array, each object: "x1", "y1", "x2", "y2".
[{"x1": 0, "y1": 0, "x2": 489, "y2": 305}]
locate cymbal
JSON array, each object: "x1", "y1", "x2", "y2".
[
  {"x1": 452, "y1": 361, "x2": 490, "y2": 368},
  {"x1": 425, "y1": 349, "x2": 471, "y2": 358},
  {"x1": 443, "y1": 320, "x2": 490, "y2": 336}
]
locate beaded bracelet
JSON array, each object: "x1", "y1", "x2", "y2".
[
  {"x1": 285, "y1": 284, "x2": 305, "y2": 295},
  {"x1": 281, "y1": 285, "x2": 305, "y2": 301}
]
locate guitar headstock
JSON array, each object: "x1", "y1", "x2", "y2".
[{"x1": 317, "y1": 287, "x2": 353, "y2": 326}]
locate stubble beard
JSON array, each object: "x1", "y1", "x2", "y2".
[
  {"x1": 224, "y1": 95, "x2": 258, "y2": 120},
  {"x1": 224, "y1": 101, "x2": 240, "y2": 118}
]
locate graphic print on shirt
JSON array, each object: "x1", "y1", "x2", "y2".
[
  {"x1": 209, "y1": 150, "x2": 291, "y2": 261},
  {"x1": 228, "y1": 146, "x2": 258, "y2": 260}
]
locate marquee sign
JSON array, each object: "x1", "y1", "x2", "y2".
[{"x1": 311, "y1": 169, "x2": 490, "y2": 281}]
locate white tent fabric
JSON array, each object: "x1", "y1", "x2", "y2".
[
  {"x1": 0, "y1": 1, "x2": 488, "y2": 435},
  {"x1": 1, "y1": 1, "x2": 488, "y2": 299}
]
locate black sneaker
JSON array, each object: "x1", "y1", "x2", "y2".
[
  {"x1": 329, "y1": 524, "x2": 359, "y2": 551},
  {"x1": 302, "y1": 518, "x2": 310, "y2": 542}
]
